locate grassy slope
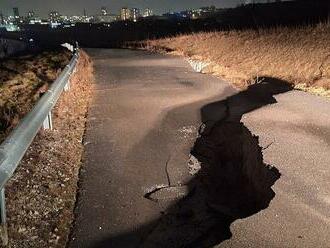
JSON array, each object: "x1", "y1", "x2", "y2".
[
  {"x1": 6, "y1": 50, "x2": 93, "y2": 248},
  {"x1": 0, "y1": 49, "x2": 71, "y2": 142},
  {"x1": 136, "y1": 23, "x2": 330, "y2": 97}
]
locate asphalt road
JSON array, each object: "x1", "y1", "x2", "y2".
[{"x1": 69, "y1": 49, "x2": 330, "y2": 248}]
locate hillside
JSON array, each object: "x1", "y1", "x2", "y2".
[
  {"x1": 0, "y1": 49, "x2": 71, "y2": 142},
  {"x1": 129, "y1": 23, "x2": 330, "y2": 97}
]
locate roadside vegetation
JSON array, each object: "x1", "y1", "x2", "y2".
[
  {"x1": 5, "y1": 50, "x2": 93, "y2": 247},
  {"x1": 0, "y1": 49, "x2": 71, "y2": 142},
  {"x1": 129, "y1": 23, "x2": 330, "y2": 98}
]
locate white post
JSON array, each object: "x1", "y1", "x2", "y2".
[
  {"x1": 42, "y1": 112, "x2": 53, "y2": 130},
  {"x1": 64, "y1": 79, "x2": 71, "y2": 92}
]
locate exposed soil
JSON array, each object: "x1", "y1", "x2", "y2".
[
  {"x1": 135, "y1": 122, "x2": 280, "y2": 247},
  {"x1": 4, "y1": 50, "x2": 93, "y2": 248},
  {"x1": 143, "y1": 82, "x2": 289, "y2": 247},
  {"x1": 94, "y1": 79, "x2": 289, "y2": 248}
]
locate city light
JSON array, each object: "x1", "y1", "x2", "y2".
[{"x1": 0, "y1": 4, "x2": 220, "y2": 31}]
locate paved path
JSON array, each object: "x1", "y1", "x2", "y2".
[{"x1": 69, "y1": 49, "x2": 330, "y2": 248}]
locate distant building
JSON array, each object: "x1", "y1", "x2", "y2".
[
  {"x1": 97, "y1": 14, "x2": 118, "y2": 23},
  {"x1": 29, "y1": 17, "x2": 42, "y2": 25},
  {"x1": 66, "y1": 14, "x2": 93, "y2": 23},
  {"x1": 120, "y1": 7, "x2": 131, "y2": 21},
  {"x1": 191, "y1": 6, "x2": 217, "y2": 19},
  {"x1": 131, "y1": 8, "x2": 141, "y2": 22},
  {"x1": 13, "y1": 7, "x2": 19, "y2": 18},
  {"x1": 101, "y1": 7, "x2": 108, "y2": 16},
  {"x1": 28, "y1": 11, "x2": 35, "y2": 19},
  {"x1": 49, "y1": 11, "x2": 60, "y2": 22},
  {"x1": 96, "y1": 7, "x2": 117, "y2": 23},
  {"x1": 143, "y1": 8, "x2": 153, "y2": 17},
  {"x1": 0, "y1": 24, "x2": 20, "y2": 32}
]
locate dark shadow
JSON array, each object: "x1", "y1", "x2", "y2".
[{"x1": 91, "y1": 77, "x2": 293, "y2": 248}]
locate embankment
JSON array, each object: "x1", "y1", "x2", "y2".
[
  {"x1": 5, "y1": 50, "x2": 93, "y2": 247},
  {"x1": 0, "y1": 49, "x2": 71, "y2": 142},
  {"x1": 0, "y1": 38, "x2": 30, "y2": 59},
  {"x1": 128, "y1": 23, "x2": 330, "y2": 98}
]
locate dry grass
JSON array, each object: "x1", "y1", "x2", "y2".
[
  {"x1": 5, "y1": 50, "x2": 93, "y2": 248},
  {"x1": 132, "y1": 23, "x2": 330, "y2": 97},
  {"x1": 0, "y1": 50, "x2": 71, "y2": 142}
]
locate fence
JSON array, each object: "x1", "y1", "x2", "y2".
[{"x1": 0, "y1": 43, "x2": 79, "y2": 245}]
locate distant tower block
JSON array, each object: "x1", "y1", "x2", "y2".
[
  {"x1": 101, "y1": 7, "x2": 108, "y2": 16},
  {"x1": 132, "y1": 8, "x2": 141, "y2": 22},
  {"x1": 28, "y1": 11, "x2": 35, "y2": 18},
  {"x1": 120, "y1": 7, "x2": 131, "y2": 21},
  {"x1": 13, "y1": 7, "x2": 19, "y2": 18},
  {"x1": 143, "y1": 8, "x2": 153, "y2": 17}
]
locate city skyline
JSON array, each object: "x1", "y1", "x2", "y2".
[{"x1": 0, "y1": 0, "x2": 270, "y2": 17}]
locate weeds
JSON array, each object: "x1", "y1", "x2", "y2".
[
  {"x1": 132, "y1": 23, "x2": 330, "y2": 97},
  {"x1": 0, "y1": 49, "x2": 71, "y2": 142}
]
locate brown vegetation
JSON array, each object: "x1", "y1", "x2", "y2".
[
  {"x1": 0, "y1": 49, "x2": 71, "y2": 142},
  {"x1": 130, "y1": 23, "x2": 330, "y2": 97},
  {"x1": 5, "y1": 50, "x2": 93, "y2": 247}
]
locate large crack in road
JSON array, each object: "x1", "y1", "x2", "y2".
[
  {"x1": 137, "y1": 79, "x2": 293, "y2": 247},
  {"x1": 71, "y1": 50, "x2": 330, "y2": 248}
]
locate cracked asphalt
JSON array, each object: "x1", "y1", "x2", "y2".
[{"x1": 69, "y1": 49, "x2": 330, "y2": 248}]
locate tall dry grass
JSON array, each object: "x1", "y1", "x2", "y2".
[
  {"x1": 137, "y1": 23, "x2": 330, "y2": 95},
  {"x1": 0, "y1": 49, "x2": 71, "y2": 141}
]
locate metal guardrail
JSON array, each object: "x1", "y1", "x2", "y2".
[{"x1": 0, "y1": 45, "x2": 80, "y2": 245}]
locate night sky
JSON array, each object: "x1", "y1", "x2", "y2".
[{"x1": 0, "y1": 0, "x2": 268, "y2": 17}]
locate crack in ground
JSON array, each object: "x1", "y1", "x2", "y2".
[
  {"x1": 165, "y1": 155, "x2": 171, "y2": 187},
  {"x1": 93, "y1": 78, "x2": 292, "y2": 248},
  {"x1": 144, "y1": 155, "x2": 191, "y2": 203}
]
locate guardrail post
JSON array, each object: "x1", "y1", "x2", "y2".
[
  {"x1": 42, "y1": 112, "x2": 53, "y2": 130},
  {"x1": 64, "y1": 79, "x2": 71, "y2": 92},
  {"x1": 0, "y1": 46, "x2": 79, "y2": 245},
  {"x1": 75, "y1": 41, "x2": 79, "y2": 51},
  {"x1": 0, "y1": 188, "x2": 8, "y2": 246}
]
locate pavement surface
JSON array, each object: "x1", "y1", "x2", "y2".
[{"x1": 69, "y1": 49, "x2": 330, "y2": 248}]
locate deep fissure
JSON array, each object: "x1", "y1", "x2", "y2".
[{"x1": 139, "y1": 79, "x2": 292, "y2": 247}]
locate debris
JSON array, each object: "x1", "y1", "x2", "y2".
[{"x1": 187, "y1": 155, "x2": 202, "y2": 175}]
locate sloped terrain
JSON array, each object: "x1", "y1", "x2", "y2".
[
  {"x1": 128, "y1": 23, "x2": 330, "y2": 97},
  {"x1": 5, "y1": 50, "x2": 93, "y2": 248},
  {"x1": 0, "y1": 49, "x2": 71, "y2": 142}
]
